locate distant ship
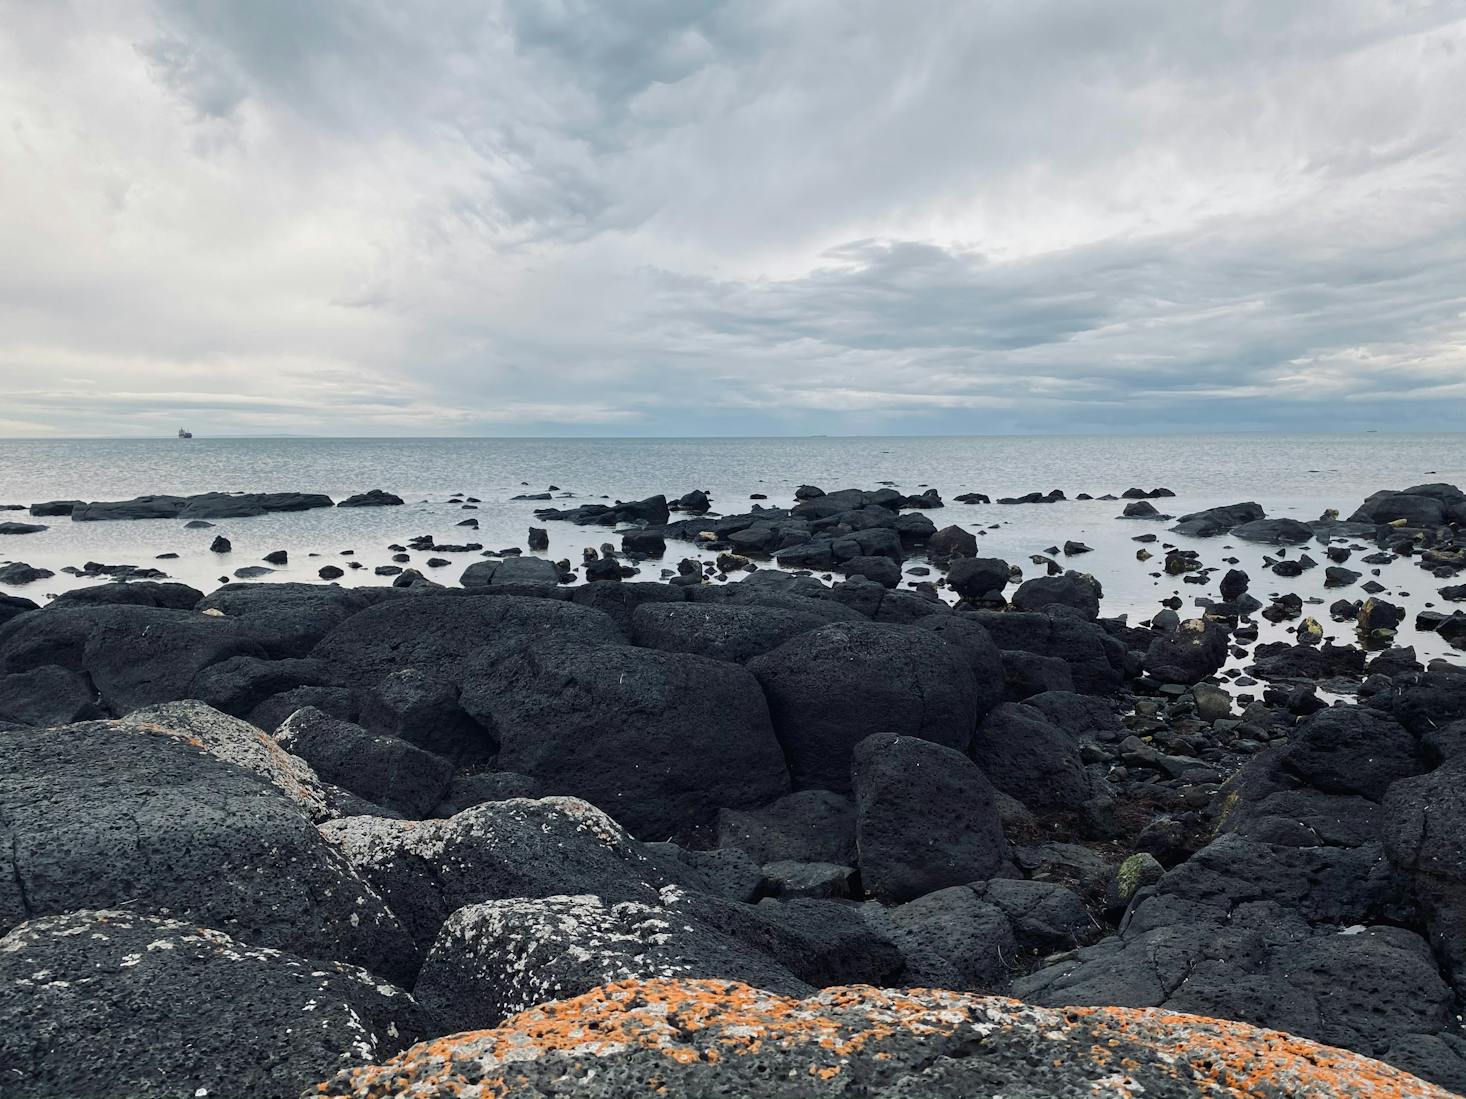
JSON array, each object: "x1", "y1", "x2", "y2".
[{"x1": 177, "y1": 427, "x2": 193, "y2": 439}]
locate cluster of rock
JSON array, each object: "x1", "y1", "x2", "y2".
[
  {"x1": 2, "y1": 481, "x2": 1465, "y2": 1096},
  {"x1": 15, "y1": 488, "x2": 402, "y2": 522}
]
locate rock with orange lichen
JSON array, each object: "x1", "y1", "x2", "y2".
[
  {"x1": 0, "y1": 718, "x2": 418, "y2": 985},
  {"x1": 309, "y1": 977, "x2": 1458, "y2": 1099},
  {"x1": 1, "y1": 909, "x2": 431, "y2": 1099}
]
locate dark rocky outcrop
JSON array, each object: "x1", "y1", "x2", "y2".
[
  {"x1": 971, "y1": 702, "x2": 1092, "y2": 810},
  {"x1": 851, "y1": 732, "x2": 1008, "y2": 902},
  {"x1": 0, "y1": 713, "x2": 416, "y2": 983},
  {"x1": 337, "y1": 488, "x2": 404, "y2": 507},
  {"x1": 629, "y1": 601, "x2": 829, "y2": 663},
  {"x1": 310, "y1": 593, "x2": 623, "y2": 688},
  {"x1": 1169, "y1": 501, "x2": 1266, "y2": 538},
  {"x1": 276, "y1": 706, "x2": 455, "y2": 818},
  {"x1": 0, "y1": 909, "x2": 431, "y2": 1099},
  {"x1": 0, "y1": 604, "x2": 267, "y2": 716},
  {"x1": 71, "y1": 491, "x2": 332, "y2": 522},
  {"x1": 461, "y1": 641, "x2": 789, "y2": 839},
  {"x1": 747, "y1": 621, "x2": 980, "y2": 792}
]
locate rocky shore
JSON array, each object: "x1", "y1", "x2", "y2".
[{"x1": 2, "y1": 480, "x2": 1466, "y2": 1097}]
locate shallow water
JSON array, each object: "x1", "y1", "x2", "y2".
[{"x1": 1, "y1": 433, "x2": 1463, "y2": 664}]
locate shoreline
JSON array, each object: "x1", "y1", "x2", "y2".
[{"x1": 1, "y1": 477, "x2": 1465, "y2": 1095}]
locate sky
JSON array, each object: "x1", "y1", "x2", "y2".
[{"x1": 2, "y1": 1, "x2": 1465, "y2": 438}]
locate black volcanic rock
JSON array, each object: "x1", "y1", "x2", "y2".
[
  {"x1": 851, "y1": 732, "x2": 1008, "y2": 902},
  {"x1": 0, "y1": 909, "x2": 431, "y2": 1099},
  {"x1": 462, "y1": 641, "x2": 790, "y2": 839},
  {"x1": 747, "y1": 621, "x2": 979, "y2": 793},
  {"x1": 0, "y1": 714, "x2": 417, "y2": 982},
  {"x1": 338, "y1": 489, "x2": 404, "y2": 507}
]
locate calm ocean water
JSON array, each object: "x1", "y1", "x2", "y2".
[{"x1": 2, "y1": 434, "x2": 1464, "y2": 662}]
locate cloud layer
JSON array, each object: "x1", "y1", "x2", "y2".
[{"x1": 2, "y1": 0, "x2": 1463, "y2": 436}]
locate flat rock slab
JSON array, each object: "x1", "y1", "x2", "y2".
[{"x1": 313, "y1": 977, "x2": 1455, "y2": 1098}]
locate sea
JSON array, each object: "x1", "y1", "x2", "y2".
[{"x1": 2, "y1": 433, "x2": 1465, "y2": 664}]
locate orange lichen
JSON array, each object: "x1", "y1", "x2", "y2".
[{"x1": 314, "y1": 979, "x2": 1455, "y2": 1099}]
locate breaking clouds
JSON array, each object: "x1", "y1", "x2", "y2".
[{"x1": 2, "y1": 0, "x2": 1464, "y2": 436}]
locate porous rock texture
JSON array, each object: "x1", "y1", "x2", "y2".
[
  {"x1": 310, "y1": 977, "x2": 1455, "y2": 1099},
  {"x1": 0, "y1": 909, "x2": 430, "y2": 1099},
  {"x1": 0, "y1": 715, "x2": 417, "y2": 984},
  {"x1": 414, "y1": 894, "x2": 810, "y2": 1031}
]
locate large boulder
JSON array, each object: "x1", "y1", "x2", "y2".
[
  {"x1": 337, "y1": 488, "x2": 404, "y2": 507},
  {"x1": 358, "y1": 667, "x2": 493, "y2": 763},
  {"x1": 117, "y1": 699, "x2": 339, "y2": 821},
  {"x1": 0, "y1": 664, "x2": 99, "y2": 726},
  {"x1": 569, "y1": 581, "x2": 684, "y2": 632},
  {"x1": 1280, "y1": 706, "x2": 1424, "y2": 802},
  {"x1": 276, "y1": 707, "x2": 454, "y2": 818},
  {"x1": 1145, "y1": 617, "x2": 1230, "y2": 685},
  {"x1": 881, "y1": 884, "x2": 1017, "y2": 989},
  {"x1": 716, "y1": 790, "x2": 857, "y2": 866},
  {"x1": 912, "y1": 613, "x2": 1006, "y2": 718},
  {"x1": 311, "y1": 978, "x2": 1458, "y2": 1099},
  {"x1": 0, "y1": 717, "x2": 416, "y2": 983},
  {"x1": 1010, "y1": 571, "x2": 1101, "y2": 619},
  {"x1": 1169, "y1": 501, "x2": 1266, "y2": 538},
  {"x1": 0, "y1": 604, "x2": 266, "y2": 716},
  {"x1": 851, "y1": 732, "x2": 1008, "y2": 902},
  {"x1": 1369, "y1": 667, "x2": 1466, "y2": 735},
  {"x1": 196, "y1": 582, "x2": 373, "y2": 657},
  {"x1": 1021, "y1": 690, "x2": 1124, "y2": 738},
  {"x1": 629, "y1": 601, "x2": 830, "y2": 663},
  {"x1": 318, "y1": 798, "x2": 686, "y2": 952},
  {"x1": 1351, "y1": 486, "x2": 1463, "y2": 527},
  {"x1": 186, "y1": 654, "x2": 327, "y2": 717},
  {"x1": 177, "y1": 491, "x2": 333, "y2": 519},
  {"x1": 1231, "y1": 518, "x2": 1316, "y2": 544},
  {"x1": 1019, "y1": 898, "x2": 1458, "y2": 1089},
  {"x1": 49, "y1": 580, "x2": 203, "y2": 609},
  {"x1": 747, "y1": 622, "x2": 980, "y2": 792},
  {"x1": 310, "y1": 593, "x2": 623, "y2": 687},
  {"x1": 1384, "y1": 757, "x2": 1466, "y2": 993},
  {"x1": 0, "y1": 909, "x2": 430, "y2": 1099},
  {"x1": 973, "y1": 611, "x2": 1127, "y2": 696},
  {"x1": 971, "y1": 702, "x2": 1091, "y2": 810},
  {"x1": 461, "y1": 641, "x2": 789, "y2": 839},
  {"x1": 945, "y1": 556, "x2": 1011, "y2": 599},
  {"x1": 461, "y1": 555, "x2": 563, "y2": 587},
  {"x1": 416, "y1": 895, "x2": 810, "y2": 1032},
  {"x1": 0, "y1": 593, "x2": 38, "y2": 626}
]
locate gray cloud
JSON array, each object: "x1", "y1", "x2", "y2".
[{"x1": 0, "y1": 0, "x2": 1463, "y2": 436}]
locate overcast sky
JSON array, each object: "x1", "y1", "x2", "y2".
[{"x1": 2, "y1": 1, "x2": 1465, "y2": 437}]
